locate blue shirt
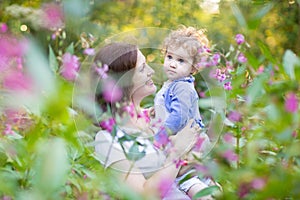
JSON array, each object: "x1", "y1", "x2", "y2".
[{"x1": 155, "y1": 75, "x2": 205, "y2": 134}]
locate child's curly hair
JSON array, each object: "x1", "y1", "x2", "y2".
[{"x1": 163, "y1": 25, "x2": 210, "y2": 70}]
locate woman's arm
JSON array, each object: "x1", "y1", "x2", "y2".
[{"x1": 118, "y1": 120, "x2": 198, "y2": 197}]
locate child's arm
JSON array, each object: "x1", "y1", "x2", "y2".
[{"x1": 165, "y1": 82, "x2": 194, "y2": 133}]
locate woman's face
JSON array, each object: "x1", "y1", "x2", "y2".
[{"x1": 131, "y1": 50, "x2": 156, "y2": 102}]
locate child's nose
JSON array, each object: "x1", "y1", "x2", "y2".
[{"x1": 170, "y1": 61, "x2": 176, "y2": 68}]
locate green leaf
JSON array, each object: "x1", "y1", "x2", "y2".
[
  {"x1": 48, "y1": 45, "x2": 59, "y2": 73},
  {"x1": 257, "y1": 40, "x2": 277, "y2": 64},
  {"x1": 254, "y1": 2, "x2": 274, "y2": 20},
  {"x1": 33, "y1": 138, "x2": 70, "y2": 198},
  {"x1": 283, "y1": 50, "x2": 300, "y2": 80},
  {"x1": 192, "y1": 185, "x2": 220, "y2": 200},
  {"x1": 231, "y1": 4, "x2": 247, "y2": 28},
  {"x1": 246, "y1": 73, "x2": 268, "y2": 105},
  {"x1": 65, "y1": 42, "x2": 74, "y2": 54},
  {"x1": 126, "y1": 142, "x2": 146, "y2": 161}
]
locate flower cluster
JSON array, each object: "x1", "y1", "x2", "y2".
[{"x1": 196, "y1": 33, "x2": 249, "y2": 91}]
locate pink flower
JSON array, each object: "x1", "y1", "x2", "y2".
[
  {"x1": 235, "y1": 34, "x2": 245, "y2": 45},
  {"x1": 222, "y1": 149, "x2": 238, "y2": 162},
  {"x1": 251, "y1": 178, "x2": 266, "y2": 190},
  {"x1": 237, "y1": 53, "x2": 247, "y2": 63},
  {"x1": 0, "y1": 23, "x2": 8, "y2": 33},
  {"x1": 137, "y1": 109, "x2": 150, "y2": 123},
  {"x1": 257, "y1": 65, "x2": 265, "y2": 74},
  {"x1": 123, "y1": 103, "x2": 135, "y2": 118},
  {"x1": 194, "y1": 136, "x2": 206, "y2": 151},
  {"x1": 99, "y1": 117, "x2": 116, "y2": 133},
  {"x1": 3, "y1": 69, "x2": 32, "y2": 91},
  {"x1": 224, "y1": 81, "x2": 232, "y2": 90},
  {"x1": 285, "y1": 92, "x2": 298, "y2": 113},
  {"x1": 83, "y1": 48, "x2": 95, "y2": 56},
  {"x1": 41, "y1": 3, "x2": 64, "y2": 30},
  {"x1": 95, "y1": 63, "x2": 108, "y2": 79},
  {"x1": 223, "y1": 132, "x2": 235, "y2": 144},
  {"x1": 228, "y1": 111, "x2": 242, "y2": 122},
  {"x1": 157, "y1": 177, "x2": 173, "y2": 198},
  {"x1": 153, "y1": 128, "x2": 170, "y2": 149},
  {"x1": 174, "y1": 159, "x2": 188, "y2": 168},
  {"x1": 3, "y1": 124, "x2": 14, "y2": 135},
  {"x1": 60, "y1": 52, "x2": 80, "y2": 81},
  {"x1": 102, "y1": 79, "x2": 123, "y2": 103}
]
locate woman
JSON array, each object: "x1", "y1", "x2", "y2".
[{"x1": 93, "y1": 42, "x2": 199, "y2": 199}]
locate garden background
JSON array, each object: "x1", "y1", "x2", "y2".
[{"x1": 0, "y1": 0, "x2": 299, "y2": 199}]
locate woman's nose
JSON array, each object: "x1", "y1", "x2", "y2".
[{"x1": 147, "y1": 65, "x2": 155, "y2": 76}]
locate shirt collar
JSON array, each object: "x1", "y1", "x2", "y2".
[{"x1": 173, "y1": 75, "x2": 195, "y2": 83}]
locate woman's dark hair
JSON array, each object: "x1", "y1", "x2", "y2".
[{"x1": 92, "y1": 42, "x2": 138, "y2": 117}]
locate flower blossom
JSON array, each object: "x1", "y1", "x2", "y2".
[
  {"x1": 3, "y1": 69, "x2": 32, "y2": 91},
  {"x1": 137, "y1": 109, "x2": 150, "y2": 123},
  {"x1": 237, "y1": 53, "x2": 247, "y2": 63},
  {"x1": 95, "y1": 63, "x2": 108, "y2": 79},
  {"x1": 285, "y1": 92, "x2": 298, "y2": 113},
  {"x1": 99, "y1": 117, "x2": 116, "y2": 133},
  {"x1": 235, "y1": 34, "x2": 245, "y2": 45},
  {"x1": 102, "y1": 79, "x2": 123, "y2": 103},
  {"x1": 60, "y1": 52, "x2": 80, "y2": 81},
  {"x1": 83, "y1": 48, "x2": 95, "y2": 56},
  {"x1": 153, "y1": 127, "x2": 170, "y2": 149},
  {"x1": 0, "y1": 23, "x2": 8, "y2": 33},
  {"x1": 224, "y1": 81, "x2": 232, "y2": 90},
  {"x1": 222, "y1": 149, "x2": 238, "y2": 162},
  {"x1": 228, "y1": 110, "x2": 242, "y2": 122},
  {"x1": 41, "y1": 3, "x2": 64, "y2": 30}
]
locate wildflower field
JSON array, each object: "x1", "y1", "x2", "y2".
[{"x1": 0, "y1": 0, "x2": 299, "y2": 199}]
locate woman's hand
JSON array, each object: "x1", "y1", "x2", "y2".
[{"x1": 170, "y1": 119, "x2": 198, "y2": 157}]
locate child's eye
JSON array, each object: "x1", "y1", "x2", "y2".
[
  {"x1": 167, "y1": 55, "x2": 173, "y2": 59},
  {"x1": 178, "y1": 58, "x2": 185, "y2": 63}
]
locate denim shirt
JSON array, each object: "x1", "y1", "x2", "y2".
[{"x1": 162, "y1": 75, "x2": 204, "y2": 134}]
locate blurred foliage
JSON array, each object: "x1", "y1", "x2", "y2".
[{"x1": 0, "y1": 0, "x2": 300, "y2": 200}]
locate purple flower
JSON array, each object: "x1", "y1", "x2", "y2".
[
  {"x1": 102, "y1": 79, "x2": 123, "y2": 103},
  {"x1": 41, "y1": 3, "x2": 64, "y2": 30},
  {"x1": 224, "y1": 81, "x2": 232, "y2": 90},
  {"x1": 60, "y1": 52, "x2": 80, "y2": 81},
  {"x1": 99, "y1": 117, "x2": 116, "y2": 133},
  {"x1": 211, "y1": 53, "x2": 221, "y2": 66},
  {"x1": 285, "y1": 92, "x2": 298, "y2": 113},
  {"x1": 228, "y1": 110, "x2": 242, "y2": 122},
  {"x1": 235, "y1": 34, "x2": 245, "y2": 45},
  {"x1": 237, "y1": 53, "x2": 247, "y2": 63},
  {"x1": 83, "y1": 48, "x2": 95, "y2": 56},
  {"x1": 0, "y1": 23, "x2": 8, "y2": 33}
]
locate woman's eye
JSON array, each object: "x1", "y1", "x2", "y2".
[{"x1": 140, "y1": 64, "x2": 146, "y2": 72}]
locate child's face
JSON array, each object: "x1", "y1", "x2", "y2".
[{"x1": 163, "y1": 46, "x2": 195, "y2": 81}]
